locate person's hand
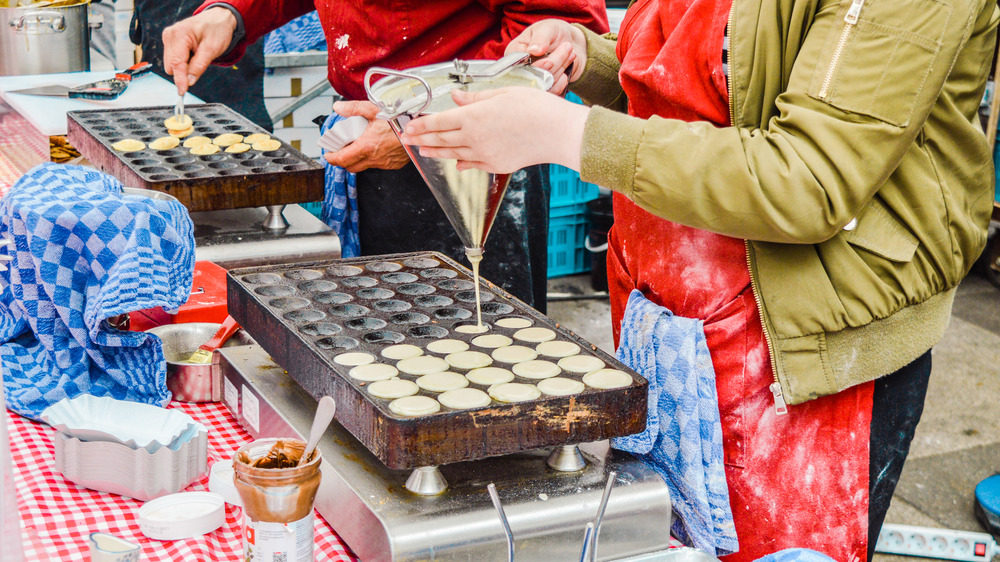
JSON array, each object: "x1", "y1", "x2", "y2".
[
  {"x1": 506, "y1": 20, "x2": 587, "y2": 94},
  {"x1": 162, "y1": 7, "x2": 238, "y2": 95},
  {"x1": 398, "y1": 87, "x2": 589, "y2": 174},
  {"x1": 324, "y1": 101, "x2": 411, "y2": 172}
]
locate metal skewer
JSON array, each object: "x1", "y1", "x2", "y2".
[
  {"x1": 588, "y1": 470, "x2": 617, "y2": 562},
  {"x1": 175, "y1": 94, "x2": 185, "y2": 118},
  {"x1": 487, "y1": 483, "x2": 515, "y2": 562}
]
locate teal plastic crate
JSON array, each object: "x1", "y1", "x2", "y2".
[
  {"x1": 547, "y1": 212, "x2": 591, "y2": 278},
  {"x1": 550, "y1": 164, "x2": 599, "y2": 208},
  {"x1": 300, "y1": 201, "x2": 323, "y2": 220}
]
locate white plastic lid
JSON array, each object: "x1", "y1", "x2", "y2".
[
  {"x1": 138, "y1": 491, "x2": 225, "y2": 541},
  {"x1": 207, "y1": 459, "x2": 242, "y2": 507}
]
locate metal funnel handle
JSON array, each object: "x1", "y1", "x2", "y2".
[{"x1": 364, "y1": 67, "x2": 433, "y2": 119}]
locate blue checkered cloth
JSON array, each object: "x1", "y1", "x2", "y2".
[
  {"x1": 319, "y1": 113, "x2": 360, "y2": 258},
  {"x1": 264, "y1": 11, "x2": 327, "y2": 56},
  {"x1": 756, "y1": 549, "x2": 838, "y2": 562},
  {"x1": 611, "y1": 289, "x2": 737, "y2": 557},
  {"x1": 0, "y1": 163, "x2": 195, "y2": 420}
]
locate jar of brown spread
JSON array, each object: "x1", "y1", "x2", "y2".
[{"x1": 233, "y1": 438, "x2": 321, "y2": 562}]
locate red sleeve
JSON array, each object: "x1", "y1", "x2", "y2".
[
  {"x1": 473, "y1": 0, "x2": 610, "y2": 59},
  {"x1": 194, "y1": 0, "x2": 315, "y2": 64}
]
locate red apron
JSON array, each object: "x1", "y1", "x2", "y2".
[{"x1": 610, "y1": 2, "x2": 873, "y2": 560}]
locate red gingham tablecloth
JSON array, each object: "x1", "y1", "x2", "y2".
[{"x1": 7, "y1": 401, "x2": 358, "y2": 561}]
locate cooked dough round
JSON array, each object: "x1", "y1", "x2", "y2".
[
  {"x1": 244, "y1": 133, "x2": 271, "y2": 145},
  {"x1": 557, "y1": 354, "x2": 605, "y2": 374},
  {"x1": 111, "y1": 139, "x2": 145, "y2": 152},
  {"x1": 536, "y1": 340, "x2": 581, "y2": 358},
  {"x1": 415, "y1": 371, "x2": 469, "y2": 392},
  {"x1": 512, "y1": 360, "x2": 561, "y2": 380},
  {"x1": 164, "y1": 114, "x2": 192, "y2": 131},
  {"x1": 368, "y1": 378, "x2": 419, "y2": 399},
  {"x1": 213, "y1": 133, "x2": 244, "y2": 147},
  {"x1": 348, "y1": 363, "x2": 398, "y2": 382},
  {"x1": 466, "y1": 367, "x2": 515, "y2": 386},
  {"x1": 582, "y1": 369, "x2": 633, "y2": 389},
  {"x1": 438, "y1": 388, "x2": 491, "y2": 410},
  {"x1": 183, "y1": 136, "x2": 212, "y2": 148},
  {"x1": 537, "y1": 377, "x2": 586, "y2": 396},
  {"x1": 491, "y1": 345, "x2": 538, "y2": 364},
  {"x1": 472, "y1": 334, "x2": 513, "y2": 348},
  {"x1": 388, "y1": 395, "x2": 440, "y2": 416},
  {"x1": 333, "y1": 351, "x2": 376, "y2": 367},
  {"x1": 425, "y1": 339, "x2": 469, "y2": 354},
  {"x1": 455, "y1": 324, "x2": 489, "y2": 334},
  {"x1": 488, "y1": 382, "x2": 541, "y2": 403},
  {"x1": 397, "y1": 355, "x2": 449, "y2": 375},
  {"x1": 445, "y1": 350, "x2": 493, "y2": 370},
  {"x1": 169, "y1": 126, "x2": 195, "y2": 138},
  {"x1": 513, "y1": 327, "x2": 556, "y2": 343},
  {"x1": 190, "y1": 143, "x2": 220, "y2": 155},
  {"x1": 496, "y1": 317, "x2": 533, "y2": 329},
  {"x1": 148, "y1": 136, "x2": 180, "y2": 150},
  {"x1": 224, "y1": 142, "x2": 251, "y2": 153},
  {"x1": 381, "y1": 344, "x2": 423, "y2": 360},
  {"x1": 252, "y1": 139, "x2": 282, "y2": 151}
]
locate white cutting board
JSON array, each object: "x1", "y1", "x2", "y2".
[{"x1": 0, "y1": 71, "x2": 202, "y2": 137}]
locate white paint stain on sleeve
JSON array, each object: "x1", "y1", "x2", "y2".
[{"x1": 335, "y1": 34, "x2": 350, "y2": 50}]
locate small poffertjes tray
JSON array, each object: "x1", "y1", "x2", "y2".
[
  {"x1": 66, "y1": 103, "x2": 323, "y2": 212},
  {"x1": 227, "y1": 252, "x2": 648, "y2": 469}
]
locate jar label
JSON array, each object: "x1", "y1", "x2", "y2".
[{"x1": 242, "y1": 512, "x2": 314, "y2": 562}]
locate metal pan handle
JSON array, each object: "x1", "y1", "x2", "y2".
[{"x1": 364, "y1": 67, "x2": 432, "y2": 120}]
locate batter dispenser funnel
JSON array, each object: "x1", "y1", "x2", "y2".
[{"x1": 365, "y1": 57, "x2": 553, "y2": 256}]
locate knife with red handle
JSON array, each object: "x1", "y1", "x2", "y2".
[{"x1": 68, "y1": 61, "x2": 153, "y2": 100}]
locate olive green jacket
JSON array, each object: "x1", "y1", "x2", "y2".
[{"x1": 572, "y1": 0, "x2": 999, "y2": 405}]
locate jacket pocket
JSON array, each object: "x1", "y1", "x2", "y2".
[
  {"x1": 842, "y1": 197, "x2": 919, "y2": 262},
  {"x1": 807, "y1": 0, "x2": 951, "y2": 127}
]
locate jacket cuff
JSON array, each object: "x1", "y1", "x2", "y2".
[
  {"x1": 569, "y1": 24, "x2": 623, "y2": 109},
  {"x1": 580, "y1": 106, "x2": 642, "y2": 197}
]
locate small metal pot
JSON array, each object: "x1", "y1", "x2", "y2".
[
  {"x1": 0, "y1": 0, "x2": 97, "y2": 76},
  {"x1": 147, "y1": 322, "x2": 255, "y2": 403}
]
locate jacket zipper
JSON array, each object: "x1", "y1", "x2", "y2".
[
  {"x1": 727, "y1": 0, "x2": 787, "y2": 415},
  {"x1": 818, "y1": 0, "x2": 867, "y2": 99}
]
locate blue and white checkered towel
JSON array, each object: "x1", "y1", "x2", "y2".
[
  {"x1": 264, "y1": 11, "x2": 327, "y2": 56},
  {"x1": 611, "y1": 289, "x2": 738, "y2": 557},
  {"x1": 319, "y1": 113, "x2": 360, "y2": 258},
  {"x1": 0, "y1": 163, "x2": 195, "y2": 420}
]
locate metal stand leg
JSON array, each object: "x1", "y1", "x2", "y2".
[
  {"x1": 263, "y1": 205, "x2": 289, "y2": 230},
  {"x1": 405, "y1": 466, "x2": 448, "y2": 495},
  {"x1": 547, "y1": 444, "x2": 586, "y2": 472}
]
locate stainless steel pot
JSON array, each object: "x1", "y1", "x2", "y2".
[
  {"x1": 0, "y1": 0, "x2": 97, "y2": 76},
  {"x1": 147, "y1": 322, "x2": 255, "y2": 403}
]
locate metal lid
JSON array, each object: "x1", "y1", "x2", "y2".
[{"x1": 365, "y1": 53, "x2": 554, "y2": 119}]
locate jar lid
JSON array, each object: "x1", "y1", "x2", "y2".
[
  {"x1": 208, "y1": 459, "x2": 242, "y2": 507},
  {"x1": 138, "y1": 491, "x2": 226, "y2": 541}
]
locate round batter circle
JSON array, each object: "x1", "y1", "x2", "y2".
[
  {"x1": 496, "y1": 317, "x2": 533, "y2": 329},
  {"x1": 465, "y1": 367, "x2": 515, "y2": 386},
  {"x1": 415, "y1": 372, "x2": 469, "y2": 392},
  {"x1": 148, "y1": 136, "x2": 180, "y2": 150},
  {"x1": 512, "y1": 360, "x2": 561, "y2": 380},
  {"x1": 471, "y1": 334, "x2": 513, "y2": 348},
  {"x1": 183, "y1": 136, "x2": 212, "y2": 148},
  {"x1": 164, "y1": 114, "x2": 192, "y2": 130},
  {"x1": 333, "y1": 351, "x2": 376, "y2": 367},
  {"x1": 169, "y1": 126, "x2": 195, "y2": 138},
  {"x1": 348, "y1": 363, "x2": 398, "y2": 382},
  {"x1": 438, "y1": 388, "x2": 491, "y2": 410},
  {"x1": 536, "y1": 377, "x2": 586, "y2": 396},
  {"x1": 213, "y1": 133, "x2": 244, "y2": 147},
  {"x1": 244, "y1": 133, "x2": 271, "y2": 145},
  {"x1": 582, "y1": 369, "x2": 633, "y2": 389},
  {"x1": 445, "y1": 350, "x2": 493, "y2": 370},
  {"x1": 490, "y1": 345, "x2": 538, "y2": 364},
  {"x1": 388, "y1": 395, "x2": 441, "y2": 416},
  {"x1": 455, "y1": 324, "x2": 489, "y2": 334},
  {"x1": 513, "y1": 327, "x2": 556, "y2": 343},
  {"x1": 535, "y1": 340, "x2": 581, "y2": 358},
  {"x1": 190, "y1": 143, "x2": 220, "y2": 155},
  {"x1": 557, "y1": 354, "x2": 605, "y2": 374},
  {"x1": 397, "y1": 355, "x2": 449, "y2": 375},
  {"x1": 224, "y1": 142, "x2": 251, "y2": 153},
  {"x1": 111, "y1": 139, "x2": 145, "y2": 152},
  {"x1": 425, "y1": 339, "x2": 469, "y2": 354},
  {"x1": 488, "y1": 382, "x2": 541, "y2": 403},
  {"x1": 367, "y1": 378, "x2": 419, "y2": 399},
  {"x1": 381, "y1": 344, "x2": 423, "y2": 360},
  {"x1": 252, "y1": 139, "x2": 282, "y2": 151}
]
